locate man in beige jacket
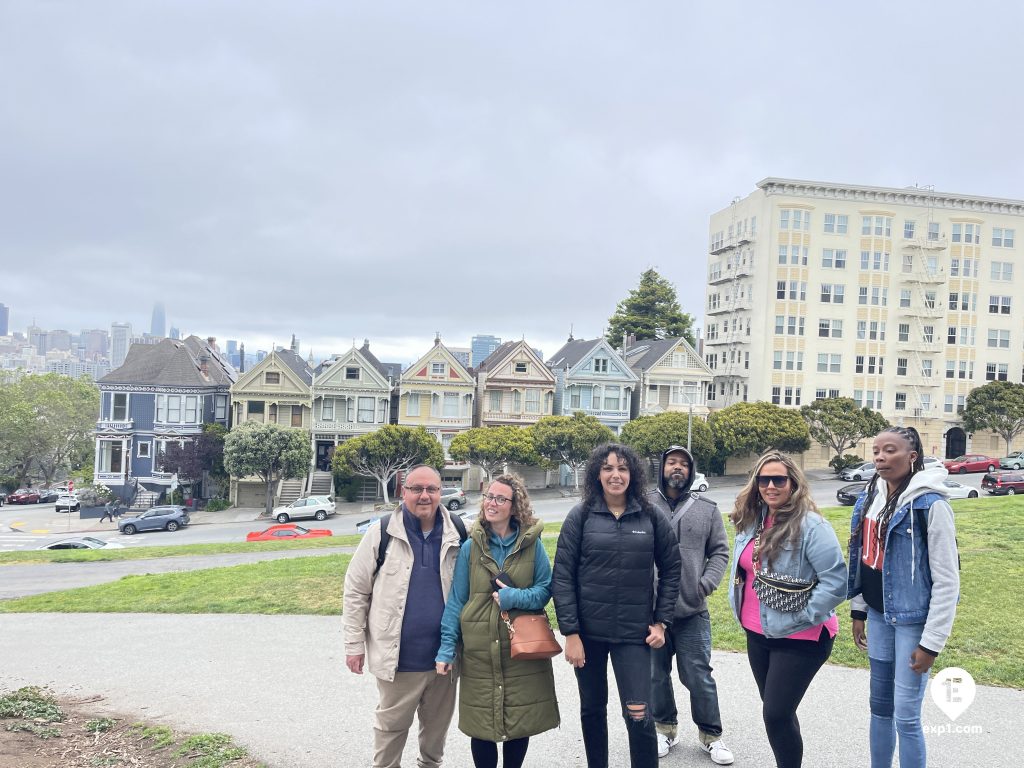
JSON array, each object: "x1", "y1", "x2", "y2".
[{"x1": 344, "y1": 465, "x2": 464, "y2": 768}]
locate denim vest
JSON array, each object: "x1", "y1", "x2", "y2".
[
  {"x1": 847, "y1": 491, "x2": 942, "y2": 626},
  {"x1": 728, "y1": 511, "x2": 848, "y2": 638}
]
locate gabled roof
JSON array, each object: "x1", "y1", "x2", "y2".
[
  {"x1": 546, "y1": 337, "x2": 638, "y2": 381},
  {"x1": 477, "y1": 340, "x2": 519, "y2": 371},
  {"x1": 275, "y1": 349, "x2": 313, "y2": 385},
  {"x1": 477, "y1": 340, "x2": 555, "y2": 383},
  {"x1": 99, "y1": 336, "x2": 235, "y2": 388},
  {"x1": 401, "y1": 341, "x2": 474, "y2": 385},
  {"x1": 624, "y1": 336, "x2": 714, "y2": 376},
  {"x1": 314, "y1": 342, "x2": 393, "y2": 390}
]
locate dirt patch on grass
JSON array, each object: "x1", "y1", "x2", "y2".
[{"x1": 0, "y1": 687, "x2": 266, "y2": 767}]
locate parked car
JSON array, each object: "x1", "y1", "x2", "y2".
[
  {"x1": 246, "y1": 524, "x2": 333, "y2": 542},
  {"x1": 691, "y1": 472, "x2": 709, "y2": 493},
  {"x1": 840, "y1": 462, "x2": 877, "y2": 482},
  {"x1": 36, "y1": 488, "x2": 61, "y2": 503},
  {"x1": 922, "y1": 456, "x2": 943, "y2": 469},
  {"x1": 999, "y1": 451, "x2": 1024, "y2": 470},
  {"x1": 271, "y1": 495, "x2": 336, "y2": 524},
  {"x1": 55, "y1": 493, "x2": 81, "y2": 513},
  {"x1": 118, "y1": 505, "x2": 190, "y2": 535},
  {"x1": 981, "y1": 471, "x2": 1024, "y2": 495},
  {"x1": 942, "y1": 479, "x2": 979, "y2": 499},
  {"x1": 944, "y1": 454, "x2": 998, "y2": 474},
  {"x1": 836, "y1": 481, "x2": 868, "y2": 506},
  {"x1": 7, "y1": 488, "x2": 41, "y2": 504},
  {"x1": 38, "y1": 536, "x2": 125, "y2": 550},
  {"x1": 440, "y1": 487, "x2": 467, "y2": 511}
]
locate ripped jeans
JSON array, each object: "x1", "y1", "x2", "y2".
[{"x1": 574, "y1": 637, "x2": 657, "y2": 768}]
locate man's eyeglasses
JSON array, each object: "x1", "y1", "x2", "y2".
[
  {"x1": 756, "y1": 475, "x2": 789, "y2": 489},
  {"x1": 404, "y1": 485, "x2": 441, "y2": 495},
  {"x1": 482, "y1": 493, "x2": 512, "y2": 506}
]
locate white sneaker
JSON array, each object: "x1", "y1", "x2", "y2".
[
  {"x1": 700, "y1": 739, "x2": 734, "y2": 765},
  {"x1": 657, "y1": 732, "x2": 679, "y2": 758}
]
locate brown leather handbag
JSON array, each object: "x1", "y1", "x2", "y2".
[{"x1": 501, "y1": 610, "x2": 562, "y2": 660}]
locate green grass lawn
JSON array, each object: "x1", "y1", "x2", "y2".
[
  {"x1": 2, "y1": 498, "x2": 1021, "y2": 687},
  {"x1": 0, "y1": 536, "x2": 362, "y2": 566}
]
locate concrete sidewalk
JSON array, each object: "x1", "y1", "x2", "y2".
[{"x1": 0, "y1": 614, "x2": 1016, "y2": 768}]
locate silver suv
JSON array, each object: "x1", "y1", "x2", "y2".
[
  {"x1": 273, "y1": 495, "x2": 336, "y2": 523},
  {"x1": 440, "y1": 487, "x2": 467, "y2": 511}
]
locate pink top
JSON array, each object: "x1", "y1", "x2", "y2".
[{"x1": 738, "y1": 521, "x2": 839, "y2": 641}]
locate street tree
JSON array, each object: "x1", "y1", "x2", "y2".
[
  {"x1": 531, "y1": 412, "x2": 615, "y2": 490},
  {"x1": 606, "y1": 269, "x2": 695, "y2": 346},
  {"x1": 157, "y1": 423, "x2": 228, "y2": 500},
  {"x1": 800, "y1": 398, "x2": 890, "y2": 471},
  {"x1": 448, "y1": 425, "x2": 539, "y2": 483},
  {"x1": 962, "y1": 381, "x2": 1024, "y2": 453},
  {"x1": 332, "y1": 425, "x2": 444, "y2": 504},
  {"x1": 620, "y1": 411, "x2": 715, "y2": 470},
  {"x1": 223, "y1": 422, "x2": 312, "y2": 514},
  {"x1": 709, "y1": 401, "x2": 810, "y2": 459}
]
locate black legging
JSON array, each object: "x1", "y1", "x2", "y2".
[
  {"x1": 470, "y1": 737, "x2": 529, "y2": 768},
  {"x1": 745, "y1": 628, "x2": 834, "y2": 768}
]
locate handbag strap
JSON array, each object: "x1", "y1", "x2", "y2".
[
  {"x1": 752, "y1": 517, "x2": 765, "y2": 574},
  {"x1": 500, "y1": 610, "x2": 516, "y2": 637}
]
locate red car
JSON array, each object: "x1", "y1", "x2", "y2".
[
  {"x1": 944, "y1": 454, "x2": 998, "y2": 474},
  {"x1": 7, "y1": 488, "x2": 41, "y2": 504},
  {"x1": 981, "y1": 471, "x2": 1024, "y2": 495},
  {"x1": 245, "y1": 524, "x2": 333, "y2": 542}
]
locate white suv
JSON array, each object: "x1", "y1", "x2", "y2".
[{"x1": 273, "y1": 496, "x2": 336, "y2": 524}]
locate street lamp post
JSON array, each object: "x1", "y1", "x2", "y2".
[{"x1": 687, "y1": 401, "x2": 693, "y2": 451}]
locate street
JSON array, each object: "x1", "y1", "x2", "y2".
[{"x1": 0, "y1": 470, "x2": 988, "y2": 552}]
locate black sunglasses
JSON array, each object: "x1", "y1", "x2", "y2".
[{"x1": 756, "y1": 475, "x2": 790, "y2": 489}]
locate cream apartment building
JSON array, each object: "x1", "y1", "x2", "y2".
[{"x1": 705, "y1": 177, "x2": 1024, "y2": 462}]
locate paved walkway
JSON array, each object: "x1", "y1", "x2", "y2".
[{"x1": 0, "y1": 614, "x2": 1017, "y2": 767}]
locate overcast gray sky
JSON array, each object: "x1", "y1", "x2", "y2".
[{"x1": 2, "y1": 1, "x2": 1022, "y2": 365}]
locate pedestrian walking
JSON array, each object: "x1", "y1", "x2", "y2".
[
  {"x1": 99, "y1": 501, "x2": 115, "y2": 523},
  {"x1": 848, "y1": 426, "x2": 960, "y2": 768}
]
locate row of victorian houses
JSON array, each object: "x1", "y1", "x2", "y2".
[{"x1": 93, "y1": 333, "x2": 713, "y2": 507}]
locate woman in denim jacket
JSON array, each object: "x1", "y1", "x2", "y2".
[
  {"x1": 728, "y1": 451, "x2": 847, "y2": 768},
  {"x1": 848, "y1": 426, "x2": 960, "y2": 768}
]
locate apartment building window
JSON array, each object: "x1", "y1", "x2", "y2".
[
  {"x1": 822, "y1": 248, "x2": 847, "y2": 268},
  {"x1": 265, "y1": 372, "x2": 280, "y2": 384},
  {"x1": 593, "y1": 358, "x2": 608, "y2": 373},
  {"x1": 992, "y1": 261, "x2": 1014, "y2": 281},
  {"x1": 992, "y1": 227, "x2": 1016, "y2": 247},
  {"x1": 895, "y1": 393, "x2": 907, "y2": 410},
  {"x1": 921, "y1": 360, "x2": 932, "y2": 378},
  {"x1": 947, "y1": 326, "x2": 957, "y2": 345},
  {"x1": 818, "y1": 319, "x2": 843, "y2": 338},
  {"x1": 897, "y1": 358, "x2": 908, "y2": 376},
  {"x1": 957, "y1": 327, "x2": 975, "y2": 345},
  {"x1": 780, "y1": 209, "x2": 811, "y2": 231},
  {"x1": 952, "y1": 223, "x2": 981, "y2": 244},
  {"x1": 823, "y1": 213, "x2": 848, "y2": 234},
  {"x1": 871, "y1": 321, "x2": 885, "y2": 340},
  {"x1": 786, "y1": 351, "x2": 803, "y2": 371},
  {"x1": 901, "y1": 254, "x2": 914, "y2": 273},
  {"x1": 923, "y1": 326, "x2": 935, "y2": 343},
  {"x1": 961, "y1": 360, "x2": 973, "y2": 379},
  {"x1": 948, "y1": 292, "x2": 959, "y2": 310},
  {"x1": 900, "y1": 289, "x2": 912, "y2": 308},
  {"x1": 860, "y1": 251, "x2": 890, "y2": 271},
  {"x1": 775, "y1": 315, "x2": 785, "y2": 334},
  {"x1": 861, "y1": 216, "x2": 892, "y2": 237},
  {"x1": 988, "y1": 329, "x2": 1011, "y2": 349},
  {"x1": 321, "y1": 398, "x2": 334, "y2": 420},
  {"x1": 857, "y1": 321, "x2": 866, "y2": 340},
  {"x1": 904, "y1": 220, "x2": 915, "y2": 239},
  {"x1": 791, "y1": 281, "x2": 806, "y2": 300},
  {"x1": 986, "y1": 363, "x2": 1010, "y2": 381},
  {"x1": 922, "y1": 222, "x2": 938, "y2": 241},
  {"x1": 898, "y1": 324, "x2": 910, "y2": 342},
  {"x1": 945, "y1": 361, "x2": 955, "y2": 379},
  {"x1": 817, "y1": 353, "x2": 841, "y2": 373},
  {"x1": 776, "y1": 281, "x2": 786, "y2": 299},
  {"x1": 859, "y1": 286, "x2": 887, "y2": 306},
  {"x1": 771, "y1": 386, "x2": 781, "y2": 405},
  {"x1": 488, "y1": 390, "x2": 502, "y2": 412},
  {"x1": 779, "y1": 210, "x2": 789, "y2": 229},
  {"x1": 783, "y1": 387, "x2": 801, "y2": 406},
  {"x1": 989, "y1": 295, "x2": 1012, "y2": 314},
  {"x1": 773, "y1": 351, "x2": 783, "y2": 370},
  {"x1": 855, "y1": 355, "x2": 864, "y2": 374},
  {"x1": 406, "y1": 393, "x2": 420, "y2": 416},
  {"x1": 821, "y1": 284, "x2": 845, "y2": 303}
]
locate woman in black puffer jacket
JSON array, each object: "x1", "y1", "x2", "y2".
[{"x1": 552, "y1": 443, "x2": 682, "y2": 768}]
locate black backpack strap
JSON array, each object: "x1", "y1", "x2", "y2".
[{"x1": 374, "y1": 508, "x2": 467, "y2": 576}]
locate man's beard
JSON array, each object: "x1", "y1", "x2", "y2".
[{"x1": 666, "y1": 473, "x2": 688, "y2": 490}]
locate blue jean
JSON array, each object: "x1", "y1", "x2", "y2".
[
  {"x1": 651, "y1": 611, "x2": 723, "y2": 737},
  {"x1": 866, "y1": 607, "x2": 929, "y2": 768},
  {"x1": 574, "y1": 638, "x2": 658, "y2": 768}
]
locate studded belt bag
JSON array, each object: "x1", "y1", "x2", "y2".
[{"x1": 752, "y1": 527, "x2": 817, "y2": 613}]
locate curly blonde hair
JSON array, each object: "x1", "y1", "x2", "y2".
[
  {"x1": 730, "y1": 451, "x2": 818, "y2": 568},
  {"x1": 476, "y1": 473, "x2": 538, "y2": 533}
]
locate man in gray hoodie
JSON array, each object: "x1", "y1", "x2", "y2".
[{"x1": 648, "y1": 446, "x2": 733, "y2": 764}]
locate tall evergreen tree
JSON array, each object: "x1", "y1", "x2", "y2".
[{"x1": 606, "y1": 269, "x2": 695, "y2": 346}]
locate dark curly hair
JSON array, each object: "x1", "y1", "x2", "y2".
[
  {"x1": 475, "y1": 473, "x2": 538, "y2": 534},
  {"x1": 581, "y1": 442, "x2": 651, "y2": 513}
]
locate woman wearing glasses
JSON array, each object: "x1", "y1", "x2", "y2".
[
  {"x1": 728, "y1": 451, "x2": 847, "y2": 768},
  {"x1": 435, "y1": 473, "x2": 558, "y2": 768},
  {"x1": 552, "y1": 443, "x2": 681, "y2": 768}
]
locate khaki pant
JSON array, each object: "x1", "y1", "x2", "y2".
[{"x1": 374, "y1": 670, "x2": 457, "y2": 768}]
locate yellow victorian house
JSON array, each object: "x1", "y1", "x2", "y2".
[
  {"x1": 228, "y1": 348, "x2": 313, "y2": 508},
  {"x1": 398, "y1": 337, "x2": 475, "y2": 486}
]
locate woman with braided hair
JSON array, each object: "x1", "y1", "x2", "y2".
[{"x1": 848, "y1": 426, "x2": 960, "y2": 768}]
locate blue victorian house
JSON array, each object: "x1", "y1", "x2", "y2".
[
  {"x1": 546, "y1": 336, "x2": 639, "y2": 434},
  {"x1": 94, "y1": 336, "x2": 235, "y2": 505}
]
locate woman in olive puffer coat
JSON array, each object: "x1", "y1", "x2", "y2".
[{"x1": 436, "y1": 473, "x2": 559, "y2": 768}]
